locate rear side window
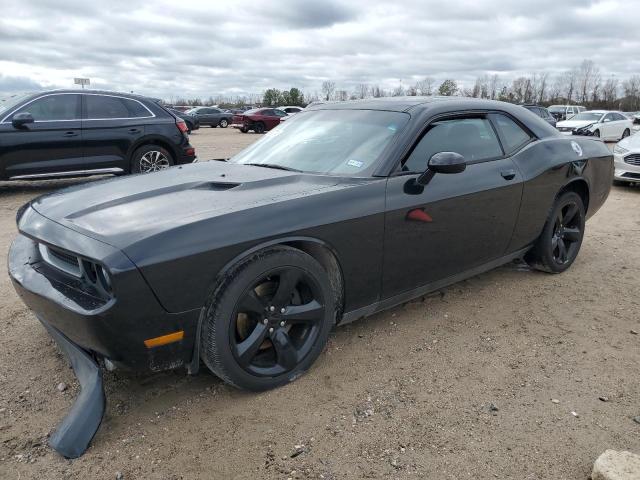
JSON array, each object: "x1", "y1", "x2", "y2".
[
  {"x1": 15, "y1": 94, "x2": 80, "y2": 121},
  {"x1": 404, "y1": 117, "x2": 502, "y2": 172},
  {"x1": 85, "y1": 95, "x2": 151, "y2": 119},
  {"x1": 491, "y1": 114, "x2": 531, "y2": 155}
]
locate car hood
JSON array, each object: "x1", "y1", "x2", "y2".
[
  {"x1": 29, "y1": 162, "x2": 341, "y2": 249},
  {"x1": 556, "y1": 120, "x2": 596, "y2": 129},
  {"x1": 617, "y1": 132, "x2": 640, "y2": 151}
]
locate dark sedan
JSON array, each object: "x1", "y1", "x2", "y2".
[
  {"x1": 166, "y1": 107, "x2": 200, "y2": 133},
  {"x1": 522, "y1": 104, "x2": 556, "y2": 127},
  {"x1": 9, "y1": 97, "x2": 612, "y2": 457},
  {"x1": 0, "y1": 90, "x2": 196, "y2": 180}
]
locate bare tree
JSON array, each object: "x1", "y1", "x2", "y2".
[
  {"x1": 321, "y1": 81, "x2": 336, "y2": 101},
  {"x1": 392, "y1": 85, "x2": 405, "y2": 96},
  {"x1": 488, "y1": 74, "x2": 500, "y2": 100},
  {"x1": 537, "y1": 72, "x2": 549, "y2": 103},
  {"x1": 371, "y1": 85, "x2": 384, "y2": 97},
  {"x1": 354, "y1": 83, "x2": 369, "y2": 99},
  {"x1": 562, "y1": 68, "x2": 578, "y2": 103},
  {"x1": 415, "y1": 77, "x2": 435, "y2": 96},
  {"x1": 602, "y1": 77, "x2": 619, "y2": 107},
  {"x1": 577, "y1": 59, "x2": 599, "y2": 104}
]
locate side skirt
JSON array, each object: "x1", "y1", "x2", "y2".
[{"x1": 340, "y1": 247, "x2": 531, "y2": 325}]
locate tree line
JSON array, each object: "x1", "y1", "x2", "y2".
[{"x1": 166, "y1": 59, "x2": 640, "y2": 112}]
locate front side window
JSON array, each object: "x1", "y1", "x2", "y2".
[
  {"x1": 15, "y1": 94, "x2": 80, "y2": 121},
  {"x1": 404, "y1": 117, "x2": 502, "y2": 172},
  {"x1": 603, "y1": 113, "x2": 615, "y2": 122},
  {"x1": 491, "y1": 114, "x2": 531, "y2": 155},
  {"x1": 85, "y1": 95, "x2": 150, "y2": 119},
  {"x1": 571, "y1": 112, "x2": 603, "y2": 122},
  {"x1": 231, "y1": 109, "x2": 409, "y2": 175}
]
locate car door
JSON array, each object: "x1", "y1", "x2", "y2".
[
  {"x1": 601, "y1": 113, "x2": 616, "y2": 140},
  {"x1": 81, "y1": 94, "x2": 148, "y2": 172},
  {"x1": 258, "y1": 109, "x2": 279, "y2": 130},
  {"x1": 0, "y1": 93, "x2": 83, "y2": 179},
  {"x1": 272, "y1": 108, "x2": 288, "y2": 125},
  {"x1": 382, "y1": 113, "x2": 525, "y2": 298},
  {"x1": 209, "y1": 108, "x2": 223, "y2": 125}
]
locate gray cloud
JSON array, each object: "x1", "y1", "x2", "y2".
[{"x1": 0, "y1": 0, "x2": 637, "y2": 99}]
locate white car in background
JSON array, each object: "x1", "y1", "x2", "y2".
[
  {"x1": 613, "y1": 133, "x2": 640, "y2": 185},
  {"x1": 276, "y1": 106, "x2": 304, "y2": 115},
  {"x1": 556, "y1": 110, "x2": 633, "y2": 140}
]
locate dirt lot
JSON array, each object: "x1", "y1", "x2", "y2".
[{"x1": 0, "y1": 128, "x2": 639, "y2": 480}]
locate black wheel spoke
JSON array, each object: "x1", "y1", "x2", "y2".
[
  {"x1": 235, "y1": 323, "x2": 268, "y2": 366},
  {"x1": 271, "y1": 270, "x2": 302, "y2": 307},
  {"x1": 562, "y1": 227, "x2": 581, "y2": 242},
  {"x1": 272, "y1": 329, "x2": 298, "y2": 370},
  {"x1": 563, "y1": 204, "x2": 578, "y2": 224},
  {"x1": 239, "y1": 289, "x2": 267, "y2": 314},
  {"x1": 282, "y1": 300, "x2": 324, "y2": 323},
  {"x1": 557, "y1": 239, "x2": 568, "y2": 262}
]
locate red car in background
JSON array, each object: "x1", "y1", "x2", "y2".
[{"x1": 232, "y1": 108, "x2": 288, "y2": 133}]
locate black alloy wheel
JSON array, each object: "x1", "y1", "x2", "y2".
[
  {"x1": 526, "y1": 191, "x2": 585, "y2": 273},
  {"x1": 200, "y1": 246, "x2": 335, "y2": 391},
  {"x1": 230, "y1": 267, "x2": 325, "y2": 377},
  {"x1": 254, "y1": 122, "x2": 265, "y2": 134}
]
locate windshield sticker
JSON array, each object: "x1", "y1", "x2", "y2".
[{"x1": 347, "y1": 159, "x2": 364, "y2": 168}]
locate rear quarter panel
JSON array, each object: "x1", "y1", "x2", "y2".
[{"x1": 508, "y1": 136, "x2": 612, "y2": 251}]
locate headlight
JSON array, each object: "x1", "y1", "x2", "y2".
[
  {"x1": 613, "y1": 145, "x2": 629, "y2": 155},
  {"x1": 579, "y1": 123, "x2": 595, "y2": 131}
]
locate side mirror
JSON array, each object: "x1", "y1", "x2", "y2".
[
  {"x1": 12, "y1": 112, "x2": 34, "y2": 128},
  {"x1": 416, "y1": 152, "x2": 466, "y2": 185},
  {"x1": 603, "y1": 118, "x2": 610, "y2": 123}
]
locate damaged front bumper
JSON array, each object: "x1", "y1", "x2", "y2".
[{"x1": 39, "y1": 318, "x2": 105, "y2": 458}]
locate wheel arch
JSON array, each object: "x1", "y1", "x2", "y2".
[
  {"x1": 188, "y1": 236, "x2": 346, "y2": 374},
  {"x1": 129, "y1": 136, "x2": 178, "y2": 168},
  {"x1": 559, "y1": 177, "x2": 590, "y2": 213}
]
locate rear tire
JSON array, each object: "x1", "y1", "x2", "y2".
[
  {"x1": 200, "y1": 246, "x2": 335, "y2": 391},
  {"x1": 254, "y1": 122, "x2": 266, "y2": 134},
  {"x1": 130, "y1": 145, "x2": 174, "y2": 174},
  {"x1": 525, "y1": 191, "x2": 585, "y2": 273},
  {"x1": 240, "y1": 127, "x2": 248, "y2": 133}
]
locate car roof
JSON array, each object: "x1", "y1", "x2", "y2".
[
  {"x1": 25, "y1": 89, "x2": 154, "y2": 102},
  {"x1": 308, "y1": 96, "x2": 541, "y2": 115}
]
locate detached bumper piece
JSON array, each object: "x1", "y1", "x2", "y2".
[{"x1": 41, "y1": 318, "x2": 105, "y2": 458}]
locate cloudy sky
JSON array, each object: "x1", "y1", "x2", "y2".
[{"x1": 1, "y1": 0, "x2": 638, "y2": 99}]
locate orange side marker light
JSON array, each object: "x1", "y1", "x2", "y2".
[{"x1": 144, "y1": 331, "x2": 184, "y2": 348}]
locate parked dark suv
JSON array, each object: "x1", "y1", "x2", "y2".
[
  {"x1": 0, "y1": 90, "x2": 196, "y2": 180},
  {"x1": 522, "y1": 104, "x2": 557, "y2": 127}
]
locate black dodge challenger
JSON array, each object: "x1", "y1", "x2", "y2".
[{"x1": 9, "y1": 97, "x2": 612, "y2": 457}]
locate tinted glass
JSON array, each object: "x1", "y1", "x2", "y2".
[
  {"x1": 572, "y1": 112, "x2": 603, "y2": 122},
  {"x1": 404, "y1": 117, "x2": 502, "y2": 172},
  {"x1": 0, "y1": 93, "x2": 34, "y2": 117},
  {"x1": 15, "y1": 94, "x2": 80, "y2": 121},
  {"x1": 231, "y1": 109, "x2": 409, "y2": 175},
  {"x1": 603, "y1": 113, "x2": 614, "y2": 121},
  {"x1": 85, "y1": 95, "x2": 149, "y2": 119},
  {"x1": 492, "y1": 114, "x2": 531, "y2": 154}
]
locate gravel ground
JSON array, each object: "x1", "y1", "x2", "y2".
[{"x1": 0, "y1": 128, "x2": 639, "y2": 479}]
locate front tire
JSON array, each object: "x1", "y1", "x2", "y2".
[
  {"x1": 200, "y1": 246, "x2": 335, "y2": 391},
  {"x1": 525, "y1": 191, "x2": 585, "y2": 273},
  {"x1": 622, "y1": 128, "x2": 630, "y2": 139},
  {"x1": 131, "y1": 145, "x2": 174, "y2": 174},
  {"x1": 593, "y1": 129, "x2": 600, "y2": 138},
  {"x1": 219, "y1": 119, "x2": 229, "y2": 128}
]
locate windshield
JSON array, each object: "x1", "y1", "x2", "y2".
[
  {"x1": 548, "y1": 106, "x2": 565, "y2": 113},
  {"x1": 0, "y1": 93, "x2": 34, "y2": 116},
  {"x1": 570, "y1": 112, "x2": 603, "y2": 122},
  {"x1": 230, "y1": 109, "x2": 409, "y2": 175}
]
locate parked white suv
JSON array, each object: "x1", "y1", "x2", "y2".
[
  {"x1": 556, "y1": 111, "x2": 633, "y2": 140},
  {"x1": 548, "y1": 105, "x2": 585, "y2": 121},
  {"x1": 276, "y1": 106, "x2": 304, "y2": 115},
  {"x1": 613, "y1": 133, "x2": 640, "y2": 185}
]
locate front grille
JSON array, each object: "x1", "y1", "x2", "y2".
[
  {"x1": 624, "y1": 154, "x2": 640, "y2": 166},
  {"x1": 558, "y1": 127, "x2": 573, "y2": 132},
  {"x1": 622, "y1": 172, "x2": 640, "y2": 179},
  {"x1": 39, "y1": 244, "x2": 81, "y2": 277}
]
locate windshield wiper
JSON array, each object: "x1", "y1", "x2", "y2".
[{"x1": 244, "y1": 163, "x2": 302, "y2": 172}]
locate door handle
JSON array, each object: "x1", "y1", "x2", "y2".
[
  {"x1": 500, "y1": 169, "x2": 516, "y2": 180},
  {"x1": 128, "y1": 128, "x2": 141, "y2": 134},
  {"x1": 63, "y1": 131, "x2": 79, "y2": 137}
]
